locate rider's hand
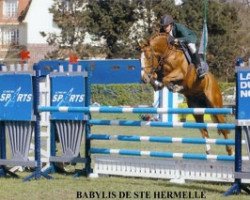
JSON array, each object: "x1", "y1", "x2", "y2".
[
  {"x1": 174, "y1": 38, "x2": 179, "y2": 45},
  {"x1": 169, "y1": 36, "x2": 179, "y2": 46},
  {"x1": 168, "y1": 35, "x2": 175, "y2": 45}
]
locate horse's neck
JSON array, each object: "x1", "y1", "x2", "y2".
[
  {"x1": 152, "y1": 36, "x2": 169, "y2": 54},
  {"x1": 156, "y1": 39, "x2": 196, "y2": 81}
]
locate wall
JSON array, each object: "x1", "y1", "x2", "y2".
[
  {"x1": 23, "y1": 0, "x2": 59, "y2": 65},
  {"x1": 24, "y1": 0, "x2": 59, "y2": 44}
]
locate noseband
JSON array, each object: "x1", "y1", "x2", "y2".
[{"x1": 142, "y1": 44, "x2": 172, "y2": 82}]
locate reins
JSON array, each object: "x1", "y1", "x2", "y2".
[
  {"x1": 143, "y1": 33, "x2": 192, "y2": 85},
  {"x1": 147, "y1": 40, "x2": 173, "y2": 75}
]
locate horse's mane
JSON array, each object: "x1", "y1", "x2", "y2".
[{"x1": 149, "y1": 32, "x2": 168, "y2": 42}]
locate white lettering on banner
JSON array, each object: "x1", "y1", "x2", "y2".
[
  {"x1": 17, "y1": 94, "x2": 32, "y2": 102},
  {"x1": 240, "y1": 73, "x2": 250, "y2": 80},
  {"x1": 0, "y1": 93, "x2": 32, "y2": 102},
  {"x1": 239, "y1": 72, "x2": 250, "y2": 98},
  {"x1": 238, "y1": 70, "x2": 250, "y2": 121},
  {"x1": 69, "y1": 95, "x2": 85, "y2": 102},
  {"x1": 240, "y1": 90, "x2": 250, "y2": 97},
  {"x1": 240, "y1": 81, "x2": 250, "y2": 89},
  {"x1": 52, "y1": 94, "x2": 64, "y2": 102},
  {"x1": 0, "y1": 93, "x2": 11, "y2": 101},
  {"x1": 52, "y1": 94, "x2": 85, "y2": 103}
]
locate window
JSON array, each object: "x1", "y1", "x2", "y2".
[
  {"x1": 3, "y1": 0, "x2": 18, "y2": 18},
  {"x1": 63, "y1": 0, "x2": 73, "y2": 12},
  {"x1": 0, "y1": 28, "x2": 19, "y2": 45}
]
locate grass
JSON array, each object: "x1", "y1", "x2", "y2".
[
  {"x1": 0, "y1": 113, "x2": 249, "y2": 200},
  {"x1": 1, "y1": 174, "x2": 249, "y2": 200}
]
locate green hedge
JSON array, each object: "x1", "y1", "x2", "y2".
[
  {"x1": 91, "y1": 84, "x2": 154, "y2": 106},
  {"x1": 218, "y1": 82, "x2": 235, "y2": 93},
  {"x1": 91, "y1": 82, "x2": 234, "y2": 106}
]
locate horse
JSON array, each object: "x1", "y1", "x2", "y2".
[{"x1": 140, "y1": 32, "x2": 233, "y2": 155}]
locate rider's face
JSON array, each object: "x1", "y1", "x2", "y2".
[{"x1": 164, "y1": 24, "x2": 172, "y2": 33}]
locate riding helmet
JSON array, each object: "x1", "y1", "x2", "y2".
[{"x1": 160, "y1": 15, "x2": 174, "y2": 27}]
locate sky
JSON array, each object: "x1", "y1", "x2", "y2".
[{"x1": 175, "y1": 0, "x2": 183, "y2": 6}]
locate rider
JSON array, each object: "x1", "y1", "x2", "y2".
[{"x1": 160, "y1": 14, "x2": 208, "y2": 78}]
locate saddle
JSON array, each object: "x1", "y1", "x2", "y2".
[
  {"x1": 178, "y1": 42, "x2": 209, "y2": 76},
  {"x1": 178, "y1": 42, "x2": 192, "y2": 64}
]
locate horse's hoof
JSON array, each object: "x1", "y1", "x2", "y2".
[
  {"x1": 173, "y1": 85, "x2": 184, "y2": 93},
  {"x1": 228, "y1": 150, "x2": 235, "y2": 156},
  {"x1": 153, "y1": 85, "x2": 161, "y2": 91},
  {"x1": 206, "y1": 150, "x2": 211, "y2": 155},
  {"x1": 226, "y1": 146, "x2": 234, "y2": 156},
  {"x1": 166, "y1": 83, "x2": 174, "y2": 91}
]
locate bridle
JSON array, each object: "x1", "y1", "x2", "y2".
[{"x1": 142, "y1": 42, "x2": 172, "y2": 83}]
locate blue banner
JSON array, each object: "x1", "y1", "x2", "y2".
[
  {"x1": 89, "y1": 59, "x2": 141, "y2": 84},
  {"x1": 0, "y1": 74, "x2": 33, "y2": 121},
  {"x1": 236, "y1": 67, "x2": 250, "y2": 125},
  {"x1": 36, "y1": 59, "x2": 142, "y2": 84},
  {"x1": 51, "y1": 75, "x2": 86, "y2": 120}
]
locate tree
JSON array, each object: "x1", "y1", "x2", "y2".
[
  {"x1": 135, "y1": 0, "x2": 240, "y2": 80},
  {"x1": 230, "y1": 1, "x2": 250, "y2": 62},
  {"x1": 86, "y1": 0, "x2": 139, "y2": 58},
  {"x1": 47, "y1": 0, "x2": 241, "y2": 80},
  {"x1": 44, "y1": 0, "x2": 90, "y2": 59},
  {"x1": 207, "y1": 1, "x2": 240, "y2": 80},
  {"x1": 134, "y1": 0, "x2": 179, "y2": 38},
  {"x1": 175, "y1": 0, "x2": 240, "y2": 80}
]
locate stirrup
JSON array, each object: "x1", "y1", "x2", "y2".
[
  {"x1": 197, "y1": 66, "x2": 208, "y2": 78},
  {"x1": 199, "y1": 61, "x2": 209, "y2": 78},
  {"x1": 197, "y1": 71, "x2": 207, "y2": 78}
]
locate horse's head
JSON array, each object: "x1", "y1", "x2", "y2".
[
  {"x1": 139, "y1": 40, "x2": 158, "y2": 84},
  {"x1": 139, "y1": 33, "x2": 170, "y2": 84}
]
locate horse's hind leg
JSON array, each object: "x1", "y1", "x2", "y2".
[
  {"x1": 203, "y1": 79, "x2": 234, "y2": 155},
  {"x1": 193, "y1": 114, "x2": 211, "y2": 154},
  {"x1": 211, "y1": 114, "x2": 234, "y2": 155}
]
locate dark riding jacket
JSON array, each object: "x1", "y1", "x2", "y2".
[{"x1": 172, "y1": 23, "x2": 197, "y2": 44}]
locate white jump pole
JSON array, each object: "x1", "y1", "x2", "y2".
[{"x1": 154, "y1": 88, "x2": 178, "y2": 122}]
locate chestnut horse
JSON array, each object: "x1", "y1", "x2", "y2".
[{"x1": 140, "y1": 33, "x2": 233, "y2": 155}]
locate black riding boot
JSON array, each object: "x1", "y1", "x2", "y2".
[{"x1": 191, "y1": 53, "x2": 208, "y2": 78}]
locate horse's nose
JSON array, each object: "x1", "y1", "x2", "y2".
[
  {"x1": 141, "y1": 70, "x2": 145, "y2": 78},
  {"x1": 141, "y1": 70, "x2": 148, "y2": 83}
]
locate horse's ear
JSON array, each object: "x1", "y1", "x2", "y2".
[{"x1": 137, "y1": 39, "x2": 149, "y2": 50}]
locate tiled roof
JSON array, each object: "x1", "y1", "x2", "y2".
[
  {"x1": 18, "y1": 0, "x2": 32, "y2": 22},
  {"x1": 0, "y1": 0, "x2": 31, "y2": 23}
]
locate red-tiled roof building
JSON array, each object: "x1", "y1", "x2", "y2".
[{"x1": 0, "y1": 0, "x2": 59, "y2": 65}]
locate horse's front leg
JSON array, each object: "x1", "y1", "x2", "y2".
[
  {"x1": 162, "y1": 69, "x2": 184, "y2": 92},
  {"x1": 142, "y1": 71, "x2": 163, "y2": 91},
  {"x1": 149, "y1": 78, "x2": 164, "y2": 91}
]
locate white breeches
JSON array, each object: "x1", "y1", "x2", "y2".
[{"x1": 187, "y1": 43, "x2": 197, "y2": 54}]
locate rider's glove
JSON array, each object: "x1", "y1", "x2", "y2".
[
  {"x1": 174, "y1": 38, "x2": 179, "y2": 45},
  {"x1": 168, "y1": 35, "x2": 175, "y2": 45},
  {"x1": 169, "y1": 36, "x2": 179, "y2": 46}
]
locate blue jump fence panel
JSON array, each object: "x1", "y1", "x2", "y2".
[
  {"x1": 0, "y1": 73, "x2": 33, "y2": 121},
  {"x1": 236, "y1": 67, "x2": 250, "y2": 125},
  {"x1": 23, "y1": 59, "x2": 250, "y2": 194},
  {"x1": 36, "y1": 59, "x2": 142, "y2": 84},
  {"x1": 0, "y1": 68, "x2": 49, "y2": 180},
  {"x1": 225, "y1": 67, "x2": 250, "y2": 195},
  {"x1": 39, "y1": 64, "x2": 90, "y2": 176},
  {"x1": 34, "y1": 60, "x2": 246, "y2": 160},
  {"x1": 50, "y1": 74, "x2": 86, "y2": 120}
]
